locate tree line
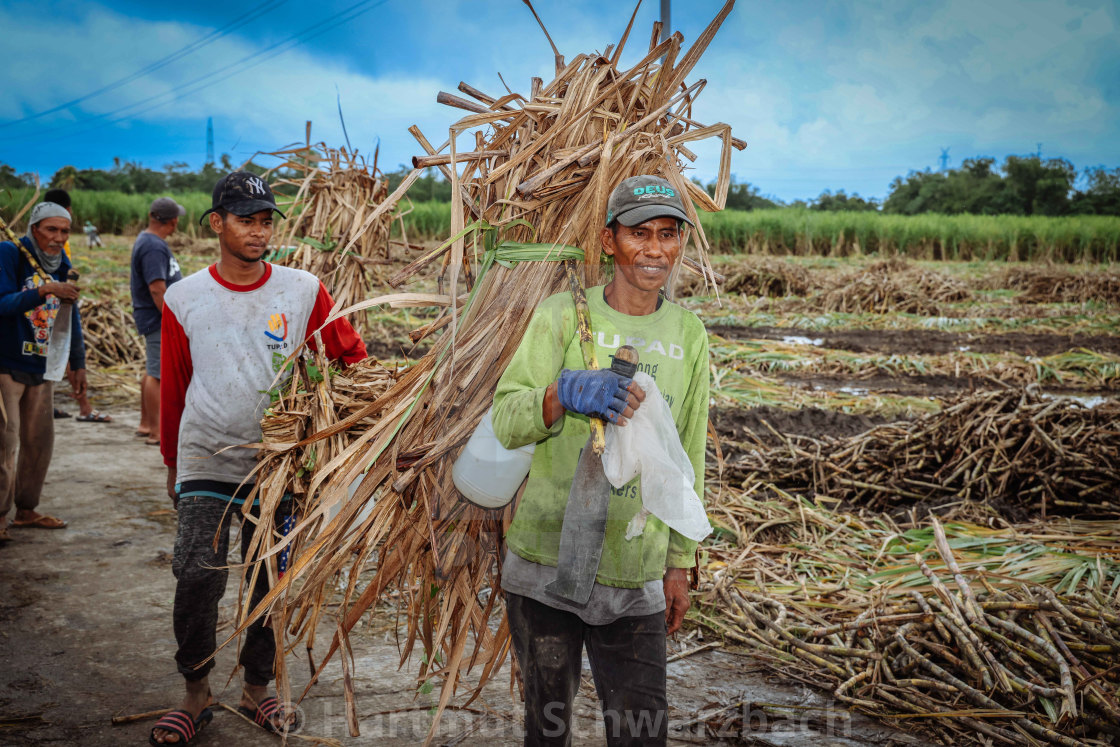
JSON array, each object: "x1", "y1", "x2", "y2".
[
  {"x1": 711, "y1": 156, "x2": 1120, "y2": 216},
  {"x1": 3, "y1": 152, "x2": 1118, "y2": 217},
  {"x1": 0, "y1": 155, "x2": 268, "y2": 196}
]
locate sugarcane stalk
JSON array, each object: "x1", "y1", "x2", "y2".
[{"x1": 564, "y1": 258, "x2": 606, "y2": 455}]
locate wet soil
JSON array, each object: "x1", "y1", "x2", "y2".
[
  {"x1": 0, "y1": 400, "x2": 922, "y2": 746},
  {"x1": 782, "y1": 372, "x2": 994, "y2": 399},
  {"x1": 712, "y1": 405, "x2": 900, "y2": 447},
  {"x1": 775, "y1": 372, "x2": 1113, "y2": 400},
  {"x1": 364, "y1": 336, "x2": 431, "y2": 363},
  {"x1": 710, "y1": 325, "x2": 1120, "y2": 357}
]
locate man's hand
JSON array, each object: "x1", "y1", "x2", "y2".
[
  {"x1": 166, "y1": 467, "x2": 178, "y2": 509},
  {"x1": 664, "y1": 568, "x2": 690, "y2": 635},
  {"x1": 38, "y1": 282, "x2": 80, "y2": 303},
  {"x1": 555, "y1": 369, "x2": 643, "y2": 424},
  {"x1": 67, "y1": 368, "x2": 87, "y2": 399}
]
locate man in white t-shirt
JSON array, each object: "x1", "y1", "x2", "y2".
[{"x1": 150, "y1": 172, "x2": 366, "y2": 745}]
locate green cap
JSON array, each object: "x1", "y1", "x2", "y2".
[{"x1": 605, "y1": 175, "x2": 694, "y2": 228}]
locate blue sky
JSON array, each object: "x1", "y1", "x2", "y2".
[{"x1": 1, "y1": 0, "x2": 1117, "y2": 203}]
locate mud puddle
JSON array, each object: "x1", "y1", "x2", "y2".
[
  {"x1": 711, "y1": 325, "x2": 1120, "y2": 357},
  {"x1": 712, "y1": 405, "x2": 902, "y2": 447}
]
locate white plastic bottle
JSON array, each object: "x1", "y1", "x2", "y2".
[{"x1": 452, "y1": 407, "x2": 535, "y2": 509}]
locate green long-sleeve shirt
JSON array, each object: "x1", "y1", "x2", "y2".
[{"x1": 492, "y1": 285, "x2": 710, "y2": 588}]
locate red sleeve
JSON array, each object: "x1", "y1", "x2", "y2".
[
  {"x1": 160, "y1": 304, "x2": 193, "y2": 468},
  {"x1": 305, "y1": 282, "x2": 367, "y2": 366}
]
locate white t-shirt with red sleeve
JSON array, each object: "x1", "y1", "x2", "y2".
[{"x1": 160, "y1": 262, "x2": 366, "y2": 485}]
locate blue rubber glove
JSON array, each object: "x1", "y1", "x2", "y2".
[{"x1": 556, "y1": 368, "x2": 633, "y2": 423}]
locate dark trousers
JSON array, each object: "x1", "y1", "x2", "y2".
[
  {"x1": 507, "y1": 592, "x2": 668, "y2": 747},
  {"x1": 171, "y1": 495, "x2": 284, "y2": 686}
]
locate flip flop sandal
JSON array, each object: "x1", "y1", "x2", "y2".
[
  {"x1": 148, "y1": 707, "x2": 212, "y2": 746},
  {"x1": 75, "y1": 410, "x2": 113, "y2": 423},
  {"x1": 11, "y1": 514, "x2": 67, "y2": 529},
  {"x1": 237, "y1": 696, "x2": 301, "y2": 734},
  {"x1": 53, "y1": 408, "x2": 71, "y2": 419}
]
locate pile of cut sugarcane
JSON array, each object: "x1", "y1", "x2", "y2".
[
  {"x1": 78, "y1": 295, "x2": 144, "y2": 368},
  {"x1": 698, "y1": 501, "x2": 1120, "y2": 745},
  {"x1": 678, "y1": 255, "x2": 810, "y2": 298},
  {"x1": 722, "y1": 386, "x2": 1120, "y2": 518},
  {"x1": 818, "y1": 258, "x2": 972, "y2": 314},
  {"x1": 227, "y1": 3, "x2": 741, "y2": 743},
  {"x1": 993, "y1": 266, "x2": 1120, "y2": 307},
  {"x1": 266, "y1": 132, "x2": 397, "y2": 335}
]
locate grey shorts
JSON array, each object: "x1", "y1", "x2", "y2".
[{"x1": 144, "y1": 329, "x2": 161, "y2": 378}]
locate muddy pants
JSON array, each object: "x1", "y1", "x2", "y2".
[
  {"x1": 507, "y1": 592, "x2": 668, "y2": 747},
  {"x1": 0, "y1": 372, "x2": 53, "y2": 519},
  {"x1": 171, "y1": 493, "x2": 287, "y2": 685}
]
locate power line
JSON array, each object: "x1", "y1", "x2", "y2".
[
  {"x1": 0, "y1": 0, "x2": 285, "y2": 130},
  {"x1": 2, "y1": 0, "x2": 390, "y2": 148}
]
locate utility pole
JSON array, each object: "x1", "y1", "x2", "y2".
[
  {"x1": 661, "y1": 0, "x2": 670, "y2": 42},
  {"x1": 1036, "y1": 142, "x2": 1043, "y2": 160},
  {"x1": 939, "y1": 147, "x2": 950, "y2": 172},
  {"x1": 206, "y1": 117, "x2": 215, "y2": 165}
]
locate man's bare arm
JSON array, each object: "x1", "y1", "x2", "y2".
[{"x1": 148, "y1": 279, "x2": 167, "y2": 313}]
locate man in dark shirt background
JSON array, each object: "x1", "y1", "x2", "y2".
[{"x1": 130, "y1": 197, "x2": 184, "y2": 446}]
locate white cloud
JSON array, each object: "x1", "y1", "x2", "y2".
[
  {"x1": 672, "y1": 0, "x2": 1119, "y2": 198},
  {"x1": 0, "y1": 4, "x2": 448, "y2": 167},
  {"x1": 1, "y1": 0, "x2": 1116, "y2": 202}
]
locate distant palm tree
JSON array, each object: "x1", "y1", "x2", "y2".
[{"x1": 52, "y1": 165, "x2": 78, "y2": 191}]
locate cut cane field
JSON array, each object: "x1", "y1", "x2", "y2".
[{"x1": 42, "y1": 204, "x2": 1120, "y2": 746}]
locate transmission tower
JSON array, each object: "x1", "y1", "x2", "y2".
[
  {"x1": 206, "y1": 117, "x2": 215, "y2": 165},
  {"x1": 939, "y1": 147, "x2": 950, "y2": 172}
]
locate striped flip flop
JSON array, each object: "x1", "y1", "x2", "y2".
[
  {"x1": 148, "y1": 706, "x2": 212, "y2": 745},
  {"x1": 237, "y1": 696, "x2": 301, "y2": 734}
]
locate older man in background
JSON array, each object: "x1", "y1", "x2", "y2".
[
  {"x1": 42, "y1": 187, "x2": 112, "y2": 423},
  {"x1": 130, "y1": 196, "x2": 185, "y2": 445},
  {"x1": 0, "y1": 201, "x2": 87, "y2": 540}
]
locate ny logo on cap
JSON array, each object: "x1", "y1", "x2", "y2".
[{"x1": 246, "y1": 176, "x2": 267, "y2": 195}]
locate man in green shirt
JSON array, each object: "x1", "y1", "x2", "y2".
[{"x1": 492, "y1": 175, "x2": 710, "y2": 746}]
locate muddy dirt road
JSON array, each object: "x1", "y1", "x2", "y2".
[{"x1": 0, "y1": 401, "x2": 919, "y2": 747}]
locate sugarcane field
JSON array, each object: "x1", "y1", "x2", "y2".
[{"x1": 2, "y1": 2, "x2": 1120, "y2": 747}]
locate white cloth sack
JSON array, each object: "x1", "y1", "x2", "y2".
[
  {"x1": 43, "y1": 302, "x2": 71, "y2": 382},
  {"x1": 601, "y1": 371, "x2": 711, "y2": 542}
]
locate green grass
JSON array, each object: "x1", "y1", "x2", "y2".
[
  {"x1": 698, "y1": 209, "x2": 1120, "y2": 262},
  {"x1": 1, "y1": 188, "x2": 212, "y2": 236},
  {"x1": 0, "y1": 190, "x2": 451, "y2": 241},
  {"x1": 9, "y1": 191, "x2": 1118, "y2": 263},
  {"x1": 370, "y1": 202, "x2": 1120, "y2": 263}
]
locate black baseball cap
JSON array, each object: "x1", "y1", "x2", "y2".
[
  {"x1": 605, "y1": 175, "x2": 694, "y2": 228},
  {"x1": 199, "y1": 171, "x2": 286, "y2": 224},
  {"x1": 150, "y1": 196, "x2": 186, "y2": 221}
]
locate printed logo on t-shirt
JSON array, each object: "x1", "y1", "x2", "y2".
[
  {"x1": 169, "y1": 256, "x2": 180, "y2": 277},
  {"x1": 21, "y1": 276, "x2": 59, "y2": 357},
  {"x1": 264, "y1": 312, "x2": 289, "y2": 350},
  {"x1": 595, "y1": 331, "x2": 685, "y2": 360}
]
